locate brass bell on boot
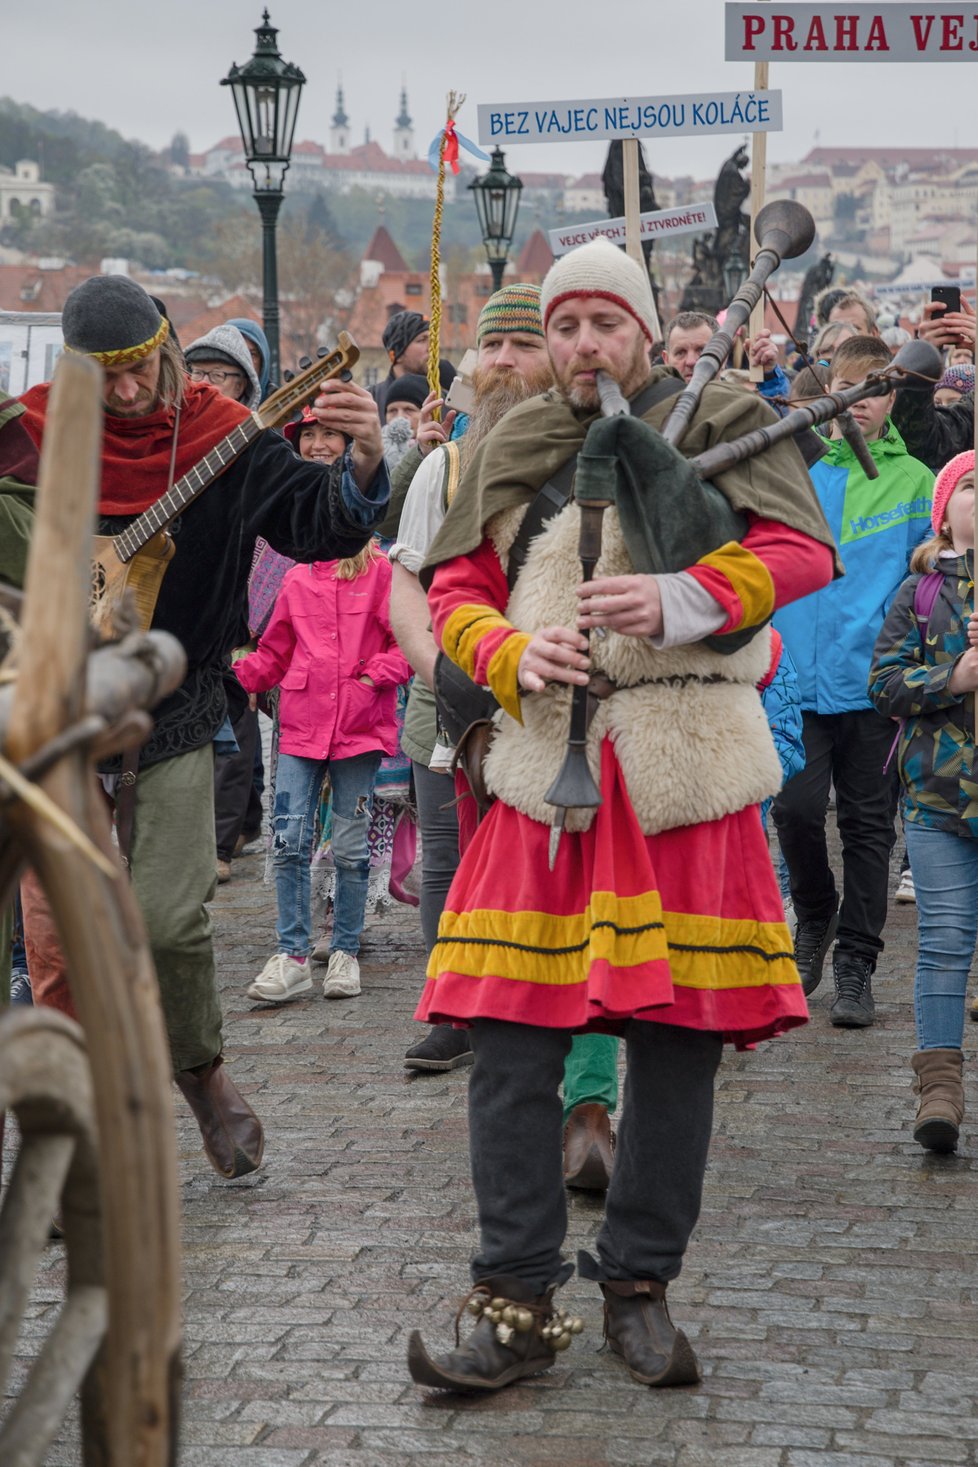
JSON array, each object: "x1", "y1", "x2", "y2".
[{"x1": 541, "y1": 1306, "x2": 584, "y2": 1352}]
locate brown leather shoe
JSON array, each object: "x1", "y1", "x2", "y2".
[
  {"x1": 563, "y1": 1102, "x2": 615, "y2": 1191},
  {"x1": 601, "y1": 1280, "x2": 701, "y2": 1387},
  {"x1": 175, "y1": 1055, "x2": 264, "y2": 1179},
  {"x1": 407, "y1": 1275, "x2": 580, "y2": 1393}
]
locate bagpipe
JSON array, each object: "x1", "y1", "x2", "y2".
[{"x1": 543, "y1": 202, "x2": 942, "y2": 853}]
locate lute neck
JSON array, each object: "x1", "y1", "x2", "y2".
[{"x1": 111, "y1": 413, "x2": 263, "y2": 563}]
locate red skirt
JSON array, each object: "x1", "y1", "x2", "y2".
[{"x1": 415, "y1": 740, "x2": 807, "y2": 1050}]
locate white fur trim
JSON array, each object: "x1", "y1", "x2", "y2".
[{"x1": 483, "y1": 502, "x2": 781, "y2": 834}]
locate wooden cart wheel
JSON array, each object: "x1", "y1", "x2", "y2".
[{"x1": 0, "y1": 1008, "x2": 106, "y2": 1467}]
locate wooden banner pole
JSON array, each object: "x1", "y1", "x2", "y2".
[{"x1": 623, "y1": 138, "x2": 662, "y2": 342}]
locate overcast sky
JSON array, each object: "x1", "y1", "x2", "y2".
[{"x1": 4, "y1": 0, "x2": 974, "y2": 185}]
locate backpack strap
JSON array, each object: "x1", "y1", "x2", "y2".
[
  {"x1": 505, "y1": 374, "x2": 685, "y2": 595},
  {"x1": 506, "y1": 455, "x2": 576, "y2": 593},
  {"x1": 912, "y1": 569, "x2": 943, "y2": 637},
  {"x1": 883, "y1": 570, "x2": 945, "y2": 775}
]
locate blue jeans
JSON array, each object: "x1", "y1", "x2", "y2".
[
  {"x1": 904, "y1": 821, "x2": 978, "y2": 1050},
  {"x1": 272, "y1": 751, "x2": 381, "y2": 958}
]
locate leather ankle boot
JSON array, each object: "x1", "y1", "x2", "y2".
[
  {"x1": 911, "y1": 1048, "x2": 964, "y2": 1153},
  {"x1": 407, "y1": 1275, "x2": 582, "y2": 1393},
  {"x1": 601, "y1": 1280, "x2": 701, "y2": 1387},
  {"x1": 175, "y1": 1054, "x2": 264, "y2": 1178},
  {"x1": 563, "y1": 1102, "x2": 615, "y2": 1191}
]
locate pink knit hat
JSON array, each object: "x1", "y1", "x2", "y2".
[{"x1": 931, "y1": 450, "x2": 975, "y2": 534}]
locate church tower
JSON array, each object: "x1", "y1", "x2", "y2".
[
  {"x1": 330, "y1": 82, "x2": 350, "y2": 156},
  {"x1": 393, "y1": 85, "x2": 414, "y2": 161}
]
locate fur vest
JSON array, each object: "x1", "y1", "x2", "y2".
[{"x1": 483, "y1": 502, "x2": 782, "y2": 835}]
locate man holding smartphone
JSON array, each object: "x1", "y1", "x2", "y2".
[{"x1": 892, "y1": 290, "x2": 976, "y2": 472}]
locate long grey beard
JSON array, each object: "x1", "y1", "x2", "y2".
[{"x1": 459, "y1": 380, "x2": 544, "y2": 469}]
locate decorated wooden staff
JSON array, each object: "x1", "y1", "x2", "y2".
[
  {"x1": 426, "y1": 92, "x2": 465, "y2": 411},
  {"x1": 424, "y1": 94, "x2": 489, "y2": 413}
]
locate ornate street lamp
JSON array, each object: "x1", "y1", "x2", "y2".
[
  {"x1": 222, "y1": 9, "x2": 305, "y2": 383},
  {"x1": 469, "y1": 147, "x2": 523, "y2": 293}
]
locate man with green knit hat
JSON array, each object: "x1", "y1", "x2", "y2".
[{"x1": 388, "y1": 283, "x2": 557, "y2": 1074}]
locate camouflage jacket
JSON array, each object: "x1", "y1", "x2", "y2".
[{"x1": 869, "y1": 553, "x2": 978, "y2": 835}]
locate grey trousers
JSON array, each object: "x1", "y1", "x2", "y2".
[
  {"x1": 468, "y1": 1019, "x2": 723, "y2": 1293},
  {"x1": 411, "y1": 761, "x2": 460, "y2": 955}
]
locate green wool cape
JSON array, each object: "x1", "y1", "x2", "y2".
[{"x1": 420, "y1": 368, "x2": 843, "y2": 587}]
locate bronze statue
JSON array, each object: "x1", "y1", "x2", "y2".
[
  {"x1": 680, "y1": 145, "x2": 752, "y2": 316},
  {"x1": 794, "y1": 253, "x2": 835, "y2": 342}
]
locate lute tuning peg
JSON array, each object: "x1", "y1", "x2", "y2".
[
  {"x1": 283, "y1": 369, "x2": 295, "y2": 383},
  {"x1": 298, "y1": 355, "x2": 312, "y2": 371},
  {"x1": 316, "y1": 346, "x2": 330, "y2": 358}
]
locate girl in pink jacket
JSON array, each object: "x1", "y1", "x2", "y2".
[{"x1": 235, "y1": 543, "x2": 411, "y2": 1004}]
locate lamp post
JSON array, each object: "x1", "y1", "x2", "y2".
[
  {"x1": 222, "y1": 9, "x2": 305, "y2": 384},
  {"x1": 469, "y1": 147, "x2": 523, "y2": 293}
]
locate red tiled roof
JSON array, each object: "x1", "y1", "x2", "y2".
[
  {"x1": 203, "y1": 134, "x2": 431, "y2": 176},
  {"x1": 779, "y1": 173, "x2": 833, "y2": 189},
  {"x1": 363, "y1": 226, "x2": 409, "y2": 272},
  {"x1": 178, "y1": 295, "x2": 261, "y2": 345},
  {"x1": 803, "y1": 146, "x2": 978, "y2": 169},
  {"x1": 0, "y1": 262, "x2": 94, "y2": 314},
  {"x1": 516, "y1": 229, "x2": 554, "y2": 279}
]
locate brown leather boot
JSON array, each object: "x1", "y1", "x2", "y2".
[
  {"x1": 911, "y1": 1049, "x2": 964, "y2": 1154},
  {"x1": 175, "y1": 1055, "x2": 264, "y2": 1178},
  {"x1": 563, "y1": 1102, "x2": 615, "y2": 1192},
  {"x1": 407, "y1": 1275, "x2": 582, "y2": 1393},
  {"x1": 601, "y1": 1280, "x2": 701, "y2": 1387}
]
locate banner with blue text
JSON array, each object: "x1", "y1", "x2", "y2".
[{"x1": 476, "y1": 92, "x2": 783, "y2": 147}]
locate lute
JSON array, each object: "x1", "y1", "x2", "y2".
[{"x1": 90, "y1": 331, "x2": 360, "y2": 639}]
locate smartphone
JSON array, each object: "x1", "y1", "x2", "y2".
[
  {"x1": 931, "y1": 285, "x2": 962, "y2": 315},
  {"x1": 444, "y1": 374, "x2": 475, "y2": 415}
]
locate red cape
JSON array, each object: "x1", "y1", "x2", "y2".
[{"x1": 18, "y1": 379, "x2": 252, "y2": 515}]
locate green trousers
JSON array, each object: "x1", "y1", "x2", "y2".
[
  {"x1": 129, "y1": 745, "x2": 224, "y2": 1074},
  {"x1": 562, "y1": 1032, "x2": 620, "y2": 1124}
]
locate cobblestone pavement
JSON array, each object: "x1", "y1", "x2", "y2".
[{"x1": 7, "y1": 828, "x2": 978, "y2": 1467}]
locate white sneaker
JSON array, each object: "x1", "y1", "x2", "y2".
[
  {"x1": 247, "y1": 953, "x2": 313, "y2": 1004},
  {"x1": 895, "y1": 871, "x2": 916, "y2": 905},
  {"x1": 323, "y1": 950, "x2": 361, "y2": 998}
]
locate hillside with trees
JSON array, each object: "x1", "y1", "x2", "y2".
[{"x1": 0, "y1": 98, "x2": 531, "y2": 291}]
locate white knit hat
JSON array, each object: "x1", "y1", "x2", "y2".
[{"x1": 540, "y1": 238, "x2": 656, "y2": 343}]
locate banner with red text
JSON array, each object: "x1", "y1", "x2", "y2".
[{"x1": 726, "y1": 3, "x2": 978, "y2": 60}]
